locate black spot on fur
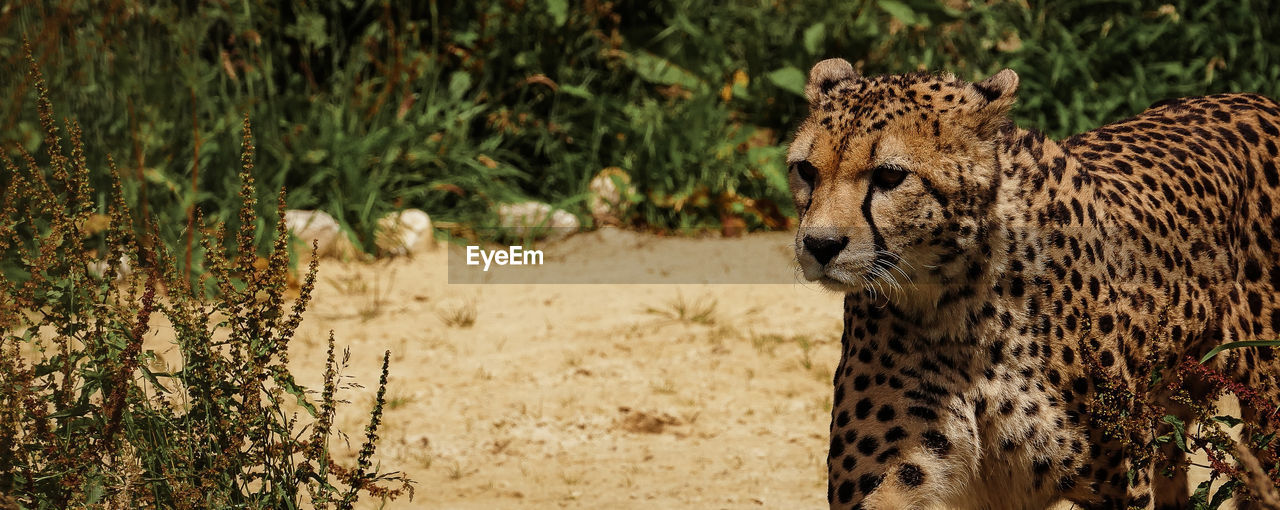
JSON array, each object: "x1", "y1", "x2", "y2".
[
  {"x1": 907, "y1": 406, "x2": 939, "y2": 421},
  {"x1": 837, "y1": 480, "x2": 854, "y2": 503},
  {"x1": 855, "y1": 398, "x2": 873, "y2": 419},
  {"x1": 898, "y1": 463, "x2": 925, "y2": 488},
  {"x1": 922, "y1": 430, "x2": 952, "y2": 456},
  {"x1": 857, "y1": 436, "x2": 880, "y2": 456},
  {"x1": 885, "y1": 427, "x2": 908, "y2": 443},
  {"x1": 858, "y1": 473, "x2": 884, "y2": 495}
]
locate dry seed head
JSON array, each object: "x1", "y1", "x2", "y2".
[
  {"x1": 278, "y1": 239, "x2": 319, "y2": 356},
  {"x1": 66, "y1": 119, "x2": 94, "y2": 220},
  {"x1": 25, "y1": 40, "x2": 64, "y2": 178},
  {"x1": 0, "y1": 154, "x2": 21, "y2": 253},
  {"x1": 237, "y1": 114, "x2": 258, "y2": 276},
  {"x1": 261, "y1": 188, "x2": 292, "y2": 340},
  {"x1": 350, "y1": 350, "x2": 393, "y2": 497}
]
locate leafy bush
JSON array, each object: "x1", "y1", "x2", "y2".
[
  {"x1": 0, "y1": 51, "x2": 412, "y2": 508},
  {"x1": 5, "y1": 1, "x2": 1278, "y2": 251}
]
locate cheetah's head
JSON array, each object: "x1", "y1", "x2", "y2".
[{"x1": 788, "y1": 59, "x2": 1019, "y2": 303}]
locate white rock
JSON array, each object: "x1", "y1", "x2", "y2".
[
  {"x1": 285, "y1": 209, "x2": 357, "y2": 259},
  {"x1": 376, "y1": 208, "x2": 434, "y2": 256},
  {"x1": 587, "y1": 168, "x2": 634, "y2": 225},
  {"x1": 497, "y1": 201, "x2": 579, "y2": 240},
  {"x1": 87, "y1": 252, "x2": 132, "y2": 280}
]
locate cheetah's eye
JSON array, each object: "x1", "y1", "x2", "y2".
[
  {"x1": 791, "y1": 161, "x2": 818, "y2": 185},
  {"x1": 870, "y1": 164, "x2": 909, "y2": 191}
]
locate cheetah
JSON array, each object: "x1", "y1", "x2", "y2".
[{"x1": 786, "y1": 58, "x2": 1280, "y2": 509}]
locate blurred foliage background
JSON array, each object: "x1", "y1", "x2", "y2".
[{"x1": 3, "y1": 0, "x2": 1279, "y2": 261}]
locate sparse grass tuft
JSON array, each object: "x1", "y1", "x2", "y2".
[
  {"x1": 437, "y1": 298, "x2": 478, "y2": 328},
  {"x1": 644, "y1": 293, "x2": 718, "y2": 326},
  {"x1": 446, "y1": 460, "x2": 469, "y2": 481},
  {"x1": 750, "y1": 332, "x2": 790, "y2": 356},
  {"x1": 650, "y1": 378, "x2": 679, "y2": 396},
  {"x1": 384, "y1": 391, "x2": 412, "y2": 411},
  {"x1": 796, "y1": 336, "x2": 815, "y2": 371}
]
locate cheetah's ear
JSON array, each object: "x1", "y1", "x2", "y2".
[
  {"x1": 968, "y1": 69, "x2": 1019, "y2": 135},
  {"x1": 805, "y1": 58, "x2": 861, "y2": 104},
  {"x1": 971, "y1": 68, "x2": 1019, "y2": 113}
]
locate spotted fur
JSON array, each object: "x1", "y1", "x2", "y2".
[{"x1": 786, "y1": 58, "x2": 1280, "y2": 509}]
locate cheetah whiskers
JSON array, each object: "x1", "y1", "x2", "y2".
[
  {"x1": 859, "y1": 272, "x2": 880, "y2": 302},
  {"x1": 869, "y1": 264, "x2": 899, "y2": 297},
  {"x1": 874, "y1": 249, "x2": 917, "y2": 290},
  {"x1": 869, "y1": 266, "x2": 897, "y2": 308},
  {"x1": 868, "y1": 250, "x2": 916, "y2": 306}
]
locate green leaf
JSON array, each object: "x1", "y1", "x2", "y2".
[
  {"x1": 545, "y1": 0, "x2": 568, "y2": 27},
  {"x1": 49, "y1": 403, "x2": 95, "y2": 419},
  {"x1": 1189, "y1": 479, "x2": 1211, "y2": 508},
  {"x1": 766, "y1": 66, "x2": 807, "y2": 97},
  {"x1": 84, "y1": 475, "x2": 104, "y2": 504},
  {"x1": 303, "y1": 149, "x2": 328, "y2": 164},
  {"x1": 452, "y1": 30, "x2": 478, "y2": 46},
  {"x1": 628, "y1": 51, "x2": 705, "y2": 91},
  {"x1": 1162, "y1": 414, "x2": 1188, "y2": 452},
  {"x1": 1211, "y1": 415, "x2": 1243, "y2": 427},
  {"x1": 140, "y1": 366, "x2": 170, "y2": 394},
  {"x1": 803, "y1": 23, "x2": 826, "y2": 55},
  {"x1": 560, "y1": 84, "x2": 594, "y2": 99},
  {"x1": 1209, "y1": 478, "x2": 1240, "y2": 509},
  {"x1": 277, "y1": 373, "x2": 319, "y2": 417},
  {"x1": 1199, "y1": 339, "x2": 1280, "y2": 363},
  {"x1": 878, "y1": 0, "x2": 927, "y2": 27},
  {"x1": 449, "y1": 71, "x2": 473, "y2": 100}
]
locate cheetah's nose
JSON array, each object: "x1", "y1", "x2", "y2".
[{"x1": 803, "y1": 235, "x2": 848, "y2": 266}]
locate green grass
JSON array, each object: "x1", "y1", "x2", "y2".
[{"x1": 5, "y1": 1, "x2": 1279, "y2": 259}]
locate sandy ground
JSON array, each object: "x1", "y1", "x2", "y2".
[
  {"x1": 291, "y1": 229, "x2": 842, "y2": 509},
  {"x1": 277, "y1": 230, "x2": 1224, "y2": 509}
]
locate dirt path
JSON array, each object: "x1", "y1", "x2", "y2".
[{"x1": 294, "y1": 230, "x2": 1224, "y2": 509}]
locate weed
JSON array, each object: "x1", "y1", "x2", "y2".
[
  {"x1": 644, "y1": 292, "x2": 718, "y2": 325},
  {"x1": 750, "y1": 332, "x2": 789, "y2": 356},
  {"x1": 437, "y1": 298, "x2": 478, "y2": 328},
  {"x1": 446, "y1": 460, "x2": 469, "y2": 481},
  {"x1": 0, "y1": 51, "x2": 412, "y2": 508},
  {"x1": 796, "y1": 336, "x2": 815, "y2": 371},
  {"x1": 384, "y1": 391, "x2": 412, "y2": 411},
  {"x1": 1085, "y1": 346, "x2": 1280, "y2": 508},
  {"x1": 650, "y1": 378, "x2": 679, "y2": 396}
]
